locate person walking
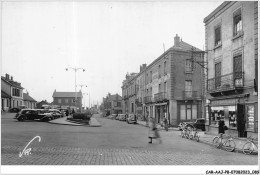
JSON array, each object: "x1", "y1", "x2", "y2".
[
  {"x1": 148, "y1": 117, "x2": 161, "y2": 144},
  {"x1": 163, "y1": 116, "x2": 168, "y2": 131}
]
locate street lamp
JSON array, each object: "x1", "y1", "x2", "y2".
[{"x1": 65, "y1": 67, "x2": 85, "y2": 112}]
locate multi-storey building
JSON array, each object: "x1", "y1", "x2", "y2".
[
  {"x1": 52, "y1": 90, "x2": 83, "y2": 111},
  {"x1": 1, "y1": 74, "x2": 24, "y2": 110},
  {"x1": 122, "y1": 34, "x2": 205, "y2": 126},
  {"x1": 135, "y1": 64, "x2": 146, "y2": 120},
  {"x1": 122, "y1": 73, "x2": 137, "y2": 114},
  {"x1": 204, "y1": 1, "x2": 258, "y2": 137},
  {"x1": 103, "y1": 93, "x2": 122, "y2": 115}
]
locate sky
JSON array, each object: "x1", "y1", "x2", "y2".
[{"x1": 1, "y1": 0, "x2": 223, "y2": 107}]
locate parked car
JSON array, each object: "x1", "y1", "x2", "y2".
[
  {"x1": 126, "y1": 114, "x2": 137, "y2": 124},
  {"x1": 9, "y1": 107, "x2": 20, "y2": 113},
  {"x1": 111, "y1": 114, "x2": 117, "y2": 120},
  {"x1": 115, "y1": 115, "x2": 120, "y2": 120},
  {"x1": 118, "y1": 114, "x2": 127, "y2": 121},
  {"x1": 178, "y1": 118, "x2": 205, "y2": 131},
  {"x1": 15, "y1": 109, "x2": 53, "y2": 122},
  {"x1": 47, "y1": 109, "x2": 62, "y2": 119}
]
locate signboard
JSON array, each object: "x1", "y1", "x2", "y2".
[{"x1": 211, "y1": 99, "x2": 238, "y2": 106}]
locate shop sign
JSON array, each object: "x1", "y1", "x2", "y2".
[{"x1": 211, "y1": 99, "x2": 238, "y2": 106}]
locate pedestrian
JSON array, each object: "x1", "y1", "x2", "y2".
[
  {"x1": 148, "y1": 117, "x2": 161, "y2": 144},
  {"x1": 163, "y1": 117, "x2": 168, "y2": 131},
  {"x1": 65, "y1": 110, "x2": 69, "y2": 116},
  {"x1": 218, "y1": 118, "x2": 225, "y2": 134}
]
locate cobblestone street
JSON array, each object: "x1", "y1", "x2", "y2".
[
  {"x1": 1, "y1": 113, "x2": 258, "y2": 166},
  {"x1": 1, "y1": 144, "x2": 258, "y2": 165}
]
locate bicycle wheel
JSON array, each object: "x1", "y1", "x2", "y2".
[
  {"x1": 243, "y1": 142, "x2": 254, "y2": 155},
  {"x1": 223, "y1": 140, "x2": 236, "y2": 152},
  {"x1": 181, "y1": 131, "x2": 185, "y2": 138},
  {"x1": 213, "y1": 136, "x2": 221, "y2": 148}
]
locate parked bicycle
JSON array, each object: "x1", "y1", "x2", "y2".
[
  {"x1": 213, "y1": 134, "x2": 236, "y2": 152},
  {"x1": 242, "y1": 136, "x2": 258, "y2": 155},
  {"x1": 180, "y1": 124, "x2": 192, "y2": 139},
  {"x1": 188, "y1": 127, "x2": 200, "y2": 142}
]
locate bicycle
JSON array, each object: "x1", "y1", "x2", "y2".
[
  {"x1": 212, "y1": 134, "x2": 236, "y2": 152},
  {"x1": 180, "y1": 124, "x2": 193, "y2": 139},
  {"x1": 242, "y1": 136, "x2": 258, "y2": 155},
  {"x1": 188, "y1": 127, "x2": 200, "y2": 142}
]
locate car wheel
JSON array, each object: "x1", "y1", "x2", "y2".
[{"x1": 18, "y1": 115, "x2": 25, "y2": 121}]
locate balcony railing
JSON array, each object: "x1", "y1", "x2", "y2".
[
  {"x1": 144, "y1": 96, "x2": 153, "y2": 103},
  {"x1": 207, "y1": 72, "x2": 244, "y2": 93},
  {"x1": 154, "y1": 92, "x2": 169, "y2": 102},
  {"x1": 182, "y1": 91, "x2": 199, "y2": 99}
]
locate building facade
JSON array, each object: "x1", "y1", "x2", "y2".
[
  {"x1": 122, "y1": 34, "x2": 205, "y2": 126},
  {"x1": 52, "y1": 90, "x2": 83, "y2": 111},
  {"x1": 103, "y1": 93, "x2": 123, "y2": 115},
  {"x1": 204, "y1": 1, "x2": 258, "y2": 137},
  {"x1": 1, "y1": 74, "x2": 24, "y2": 111},
  {"x1": 122, "y1": 73, "x2": 137, "y2": 114},
  {"x1": 23, "y1": 92, "x2": 37, "y2": 109}
]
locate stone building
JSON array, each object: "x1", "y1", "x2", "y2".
[
  {"x1": 122, "y1": 34, "x2": 205, "y2": 126},
  {"x1": 52, "y1": 90, "x2": 83, "y2": 112},
  {"x1": 103, "y1": 93, "x2": 122, "y2": 116},
  {"x1": 204, "y1": 1, "x2": 258, "y2": 137},
  {"x1": 1, "y1": 74, "x2": 24, "y2": 111},
  {"x1": 23, "y1": 92, "x2": 37, "y2": 109}
]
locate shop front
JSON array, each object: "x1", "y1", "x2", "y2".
[
  {"x1": 177, "y1": 100, "x2": 201, "y2": 125},
  {"x1": 207, "y1": 96, "x2": 258, "y2": 138},
  {"x1": 155, "y1": 102, "x2": 169, "y2": 124}
]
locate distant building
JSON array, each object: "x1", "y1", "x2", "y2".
[
  {"x1": 23, "y1": 92, "x2": 37, "y2": 109},
  {"x1": 1, "y1": 74, "x2": 24, "y2": 111},
  {"x1": 204, "y1": 1, "x2": 258, "y2": 137},
  {"x1": 36, "y1": 100, "x2": 51, "y2": 109},
  {"x1": 52, "y1": 90, "x2": 83, "y2": 111},
  {"x1": 103, "y1": 93, "x2": 122, "y2": 116}
]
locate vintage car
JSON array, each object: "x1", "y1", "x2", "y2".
[
  {"x1": 15, "y1": 109, "x2": 53, "y2": 122},
  {"x1": 47, "y1": 109, "x2": 62, "y2": 118},
  {"x1": 178, "y1": 118, "x2": 205, "y2": 131},
  {"x1": 118, "y1": 114, "x2": 127, "y2": 121},
  {"x1": 126, "y1": 114, "x2": 137, "y2": 124}
]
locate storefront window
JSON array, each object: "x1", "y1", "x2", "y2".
[
  {"x1": 192, "y1": 105, "x2": 197, "y2": 119},
  {"x1": 247, "y1": 105, "x2": 254, "y2": 130},
  {"x1": 210, "y1": 107, "x2": 224, "y2": 125},
  {"x1": 180, "y1": 105, "x2": 186, "y2": 120},
  {"x1": 228, "y1": 111, "x2": 236, "y2": 127},
  {"x1": 187, "y1": 105, "x2": 191, "y2": 120}
]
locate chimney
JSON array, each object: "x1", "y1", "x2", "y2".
[
  {"x1": 5, "y1": 74, "x2": 9, "y2": 80},
  {"x1": 10, "y1": 76, "x2": 13, "y2": 81},
  {"x1": 174, "y1": 34, "x2": 180, "y2": 47}
]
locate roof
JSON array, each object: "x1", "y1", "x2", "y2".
[
  {"x1": 203, "y1": 2, "x2": 232, "y2": 24},
  {"x1": 105, "y1": 94, "x2": 122, "y2": 101},
  {"x1": 52, "y1": 91, "x2": 83, "y2": 98},
  {"x1": 171, "y1": 41, "x2": 202, "y2": 52},
  {"x1": 1, "y1": 76, "x2": 23, "y2": 89},
  {"x1": 1, "y1": 91, "x2": 11, "y2": 98},
  {"x1": 23, "y1": 93, "x2": 37, "y2": 102}
]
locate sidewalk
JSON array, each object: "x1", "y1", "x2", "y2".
[
  {"x1": 136, "y1": 120, "x2": 252, "y2": 154},
  {"x1": 49, "y1": 116, "x2": 101, "y2": 127}
]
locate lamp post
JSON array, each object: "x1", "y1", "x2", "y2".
[{"x1": 65, "y1": 67, "x2": 85, "y2": 112}]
